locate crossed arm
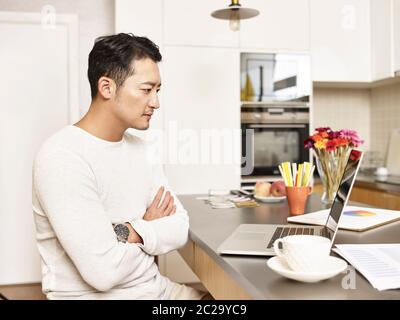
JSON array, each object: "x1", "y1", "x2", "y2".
[
  {"x1": 124, "y1": 186, "x2": 177, "y2": 244},
  {"x1": 33, "y1": 148, "x2": 189, "y2": 291}
]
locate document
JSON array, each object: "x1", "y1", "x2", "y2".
[
  {"x1": 334, "y1": 244, "x2": 400, "y2": 291},
  {"x1": 287, "y1": 206, "x2": 400, "y2": 231}
]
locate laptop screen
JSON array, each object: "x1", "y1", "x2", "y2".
[{"x1": 323, "y1": 149, "x2": 364, "y2": 242}]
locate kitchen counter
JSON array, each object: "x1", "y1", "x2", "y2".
[
  {"x1": 313, "y1": 171, "x2": 400, "y2": 211},
  {"x1": 177, "y1": 194, "x2": 400, "y2": 299},
  {"x1": 355, "y1": 171, "x2": 400, "y2": 194}
]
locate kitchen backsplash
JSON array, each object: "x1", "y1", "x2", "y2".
[
  {"x1": 370, "y1": 82, "x2": 400, "y2": 159},
  {"x1": 312, "y1": 87, "x2": 371, "y2": 151},
  {"x1": 313, "y1": 82, "x2": 400, "y2": 167}
]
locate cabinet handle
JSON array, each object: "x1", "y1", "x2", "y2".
[{"x1": 248, "y1": 124, "x2": 307, "y2": 129}]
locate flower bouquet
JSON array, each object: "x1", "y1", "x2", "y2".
[{"x1": 304, "y1": 127, "x2": 364, "y2": 204}]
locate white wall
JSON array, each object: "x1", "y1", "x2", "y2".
[{"x1": 0, "y1": 0, "x2": 115, "y2": 116}]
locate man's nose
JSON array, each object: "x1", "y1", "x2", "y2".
[{"x1": 149, "y1": 94, "x2": 160, "y2": 109}]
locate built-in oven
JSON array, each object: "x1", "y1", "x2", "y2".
[{"x1": 241, "y1": 102, "x2": 310, "y2": 177}]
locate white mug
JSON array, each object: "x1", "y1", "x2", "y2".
[{"x1": 273, "y1": 235, "x2": 331, "y2": 273}]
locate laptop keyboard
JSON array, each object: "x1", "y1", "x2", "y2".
[{"x1": 267, "y1": 227, "x2": 328, "y2": 249}]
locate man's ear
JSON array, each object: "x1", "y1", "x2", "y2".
[{"x1": 97, "y1": 76, "x2": 116, "y2": 99}]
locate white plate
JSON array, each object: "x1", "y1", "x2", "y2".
[
  {"x1": 267, "y1": 256, "x2": 348, "y2": 283},
  {"x1": 254, "y1": 195, "x2": 286, "y2": 203}
]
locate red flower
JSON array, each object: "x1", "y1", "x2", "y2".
[
  {"x1": 304, "y1": 138, "x2": 315, "y2": 149},
  {"x1": 328, "y1": 131, "x2": 341, "y2": 139},
  {"x1": 320, "y1": 132, "x2": 329, "y2": 139},
  {"x1": 315, "y1": 127, "x2": 332, "y2": 133},
  {"x1": 311, "y1": 134, "x2": 323, "y2": 142},
  {"x1": 326, "y1": 140, "x2": 338, "y2": 151},
  {"x1": 336, "y1": 138, "x2": 349, "y2": 147}
]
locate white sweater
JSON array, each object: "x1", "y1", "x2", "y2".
[{"x1": 32, "y1": 125, "x2": 189, "y2": 299}]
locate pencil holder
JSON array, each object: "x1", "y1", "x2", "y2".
[{"x1": 286, "y1": 186, "x2": 312, "y2": 216}]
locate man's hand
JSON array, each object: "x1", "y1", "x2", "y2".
[
  {"x1": 124, "y1": 223, "x2": 143, "y2": 244},
  {"x1": 143, "y1": 186, "x2": 176, "y2": 221}
]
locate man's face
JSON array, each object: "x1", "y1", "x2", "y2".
[{"x1": 113, "y1": 57, "x2": 161, "y2": 130}]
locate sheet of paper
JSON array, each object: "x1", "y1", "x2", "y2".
[
  {"x1": 334, "y1": 244, "x2": 400, "y2": 291},
  {"x1": 287, "y1": 206, "x2": 400, "y2": 231},
  {"x1": 197, "y1": 195, "x2": 255, "y2": 209}
]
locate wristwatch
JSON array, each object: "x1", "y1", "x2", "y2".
[{"x1": 114, "y1": 223, "x2": 130, "y2": 243}]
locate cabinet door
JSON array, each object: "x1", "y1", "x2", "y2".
[
  {"x1": 163, "y1": 0, "x2": 239, "y2": 47},
  {"x1": 115, "y1": 0, "x2": 163, "y2": 46},
  {"x1": 115, "y1": 0, "x2": 165, "y2": 140},
  {"x1": 0, "y1": 12, "x2": 79, "y2": 285},
  {"x1": 310, "y1": 0, "x2": 371, "y2": 82},
  {"x1": 371, "y1": 0, "x2": 392, "y2": 81},
  {"x1": 240, "y1": 0, "x2": 310, "y2": 51},
  {"x1": 350, "y1": 187, "x2": 400, "y2": 210},
  {"x1": 162, "y1": 46, "x2": 241, "y2": 194},
  {"x1": 393, "y1": 0, "x2": 400, "y2": 75}
]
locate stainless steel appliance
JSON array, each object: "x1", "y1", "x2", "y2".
[
  {"x1": 241, "y1": 102, "x2": 310, "y2": 178},
  {"x1": 240, "y1": 52, "x2": 311, "y2": 185}
]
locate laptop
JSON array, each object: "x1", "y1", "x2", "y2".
[{"x1": 217, "y1": 149, "x2": 364, "y2": 256}]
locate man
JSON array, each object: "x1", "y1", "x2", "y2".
[{"x1": 32, "y1": 33, "x2": 207, "y2": 299}]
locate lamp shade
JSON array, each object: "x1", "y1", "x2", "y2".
[{"x1": 211, "y1": 4, "x2": 259, "y2": 20}]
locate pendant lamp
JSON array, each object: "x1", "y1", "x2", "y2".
[{"x1": 211, "y1": 0, "x2": 259, "y2": 32}]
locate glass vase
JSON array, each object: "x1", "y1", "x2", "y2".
[{"x1": 314, "y1": 148, "x2": 351, "y2": 204}]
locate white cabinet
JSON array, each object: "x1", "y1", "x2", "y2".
[
  {"x1": 310, "y1": 0, "x2": 371, "y2": 82},
  {"x1": 239, "y1": 0, "x2": 310, "y2": 51},
  {"x1": 115, "y1": 0, "x2": 165, "y2": 140},
  {"x1": 158, "y1": 251, "x2": 200, "y2": 284},
  {"x1": 162, "y1": 46, "x2": 241, "y2": 194},
  {"x1": 371, "y1": 0, "x2": 392, "y2": 80},
  {"x1": 115, "y1": 0, "x2": 163, "y2": 46},
  {"x1": 393, "y1": 0, "x2": 400, "y2": 74},
  {"x1": 163, "y1": 0, "x2": 239, "y2": 47}
]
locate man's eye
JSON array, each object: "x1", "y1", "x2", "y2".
[{"x1": 142, "y1": 89, "x2": 152, "y2": 94}]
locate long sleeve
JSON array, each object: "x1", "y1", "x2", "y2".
[
  {"x1": 33, "y1": 148, "x2": 151, "y2": 292},
  {"x1": 130, "y1": 162, "x2": 189, "y2": 256}
]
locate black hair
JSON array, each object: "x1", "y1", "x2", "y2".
[{"x1": 87, "y1": 33, "x2": 162, "y2": 99}]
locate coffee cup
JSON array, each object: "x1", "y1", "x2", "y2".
[
  {"x1": 285, "y1": 186, "x2": 312, "y2": 216},
  {"x1": 273, "y1": 235, "x2": 331, "y2": 273}
]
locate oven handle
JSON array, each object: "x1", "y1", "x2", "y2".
[{"x1": 248, "y1": 124, "x2": 307, "y2": 129}]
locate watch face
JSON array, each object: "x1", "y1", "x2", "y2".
[{"x1": 114, "y1": 224, "x2": 129, "y2": 242}]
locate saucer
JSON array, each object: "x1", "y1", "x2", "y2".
[
  {"x1": 267, "y1": 256, "x2": 348, "y2": 283},
  {"x1": 254, "y1": 195, "x2": 286, "y2": 203}
]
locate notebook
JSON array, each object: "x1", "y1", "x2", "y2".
[{"x1": 287, "y1": 205, "x2": 400, "y2": 232}]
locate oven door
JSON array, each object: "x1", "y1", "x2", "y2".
[{"x1": 241, "y1": 123, "x2": 309, "y2": 176}]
